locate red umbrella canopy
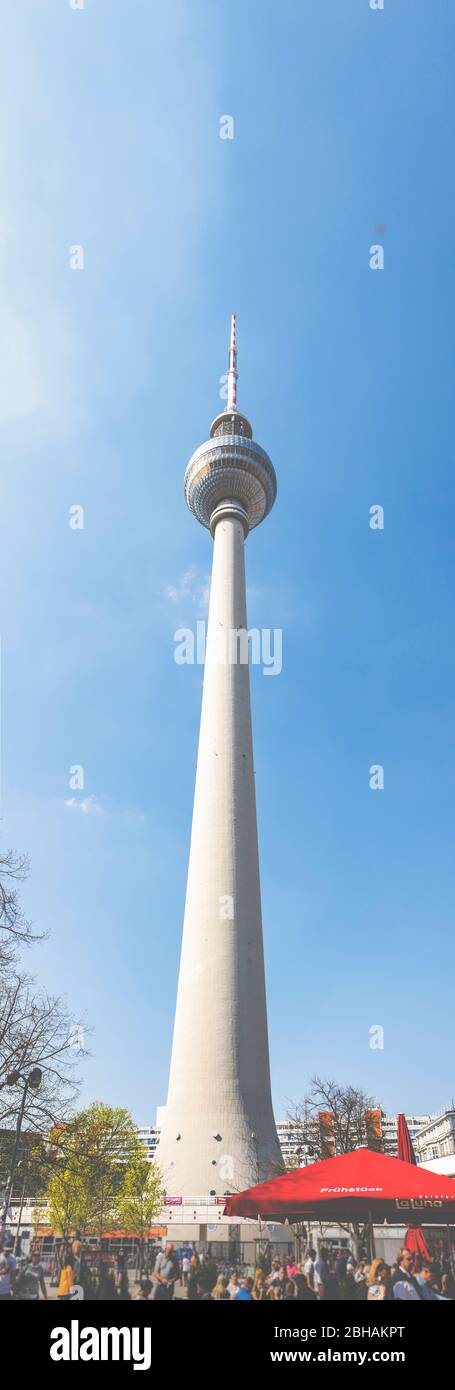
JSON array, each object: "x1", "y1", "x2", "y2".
[
  {"x1": 224, "y1": 1148, "x2": 455, "y2": 1224},
  {"x1": 397, "y1": 1113, "x2": 417, "y2": 1164},
  {"x1": 403, "y1": 1226, "x2": 431, "y2": 1260},
  {"x1": 397, "y1": 1114, "x2": 431, "y2": 1258}
]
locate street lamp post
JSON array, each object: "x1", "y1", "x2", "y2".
[
  {"x1": 0, "y1": 1068, "x2": 42, "y2": 1247},
  {"x1": 13, "y1": 1166, "x2": 28, "y2": 1258}
]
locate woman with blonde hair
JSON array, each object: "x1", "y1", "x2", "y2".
[
  {"x1": 367, "y1": 1258, "x2": 391, "y2": 1301},
  {"x1": 212, "y1": 1274, "x2": 230, "y2": 1301}
]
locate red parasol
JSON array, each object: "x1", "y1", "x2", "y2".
[
  {"x1": 224, "y1": 1147, "x2": 455, "y2": 1225},
  {"x1": 396, "y1": 1113, "x2": 431, "y2": 1261},
  {"x1": 397, "y1": 1113, "x2": 417, "y2": 1165},
  {"x1": 403, "y1": 1226, "x2": 432, "y2": 1258}
]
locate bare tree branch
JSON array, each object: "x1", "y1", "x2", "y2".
[
  {"x1": 287, "y1": 1075, "x2": 382, "y2": 1160},
  {"x1": 0, "y1": 972, "x2": 91, "y2": 1134},
  {"x1": 0, "y1": 848, "x2": 46, "y2": 967}
]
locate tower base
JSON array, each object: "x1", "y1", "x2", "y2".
[{"x1": 160, "y1": 1204, "x2": 293, "y2": 1264}]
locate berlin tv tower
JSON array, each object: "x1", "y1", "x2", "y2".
[{"x1": 157, "y1": 317, "x2": 282, "y2": 1196}]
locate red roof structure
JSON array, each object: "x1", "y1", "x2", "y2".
[{"x1": 224, "y1": 1147, "x2": 455, "y2": 1224}]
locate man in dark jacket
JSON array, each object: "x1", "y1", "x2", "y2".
[
  {"x1": 200, "y1": 1251, "x2": 218, "y2": 1293},
  {"x1": 392, "y1": 1248, "x2": 425, "y2": 1300}
]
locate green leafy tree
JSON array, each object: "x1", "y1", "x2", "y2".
[
  {"x1": 0, "y1": 1130, "x2": 50, "y2": 1202},
  {"x1": 115, "y1": 1148, "x2": 164, "y2": 1275},
  {"x1": 42, "y1": 1102, "x2": 146, "y2": 1296},
  {"x1": 47, "y1": 1103, "x2": 141, "y2": 1232},
  {"x1": 46, "y1": 1166, "x2": 91, "y2": 1241}
]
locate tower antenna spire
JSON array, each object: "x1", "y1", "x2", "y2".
[{"x1": 226, "y1": 311, "x2": 238, "y2": 411}]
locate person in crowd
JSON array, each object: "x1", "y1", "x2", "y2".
[
  {"x1": 348, "y1": 1259, "x2": 368, "y2": 1301},
  {"x1": 117, "y1": 1265, "x2": 130, "y2": 1300},
  {"x1": 333, "y1": 1252, "x2": 355, "y2": 1300},
  {"x1": 366, "y1": 1258, "x2": 391, "y2": 1301},
  {"x1": 256, "y1": 1247, "x2": 272, "y2": 1278},
  {"x1": 302, "y1": 1247, "x2": 316, "y2": 1291},
  {"x1": 441, "y1": 1272, "x2": 455, "y2": 1299},
  {"x1": 195, "y1": 1276, "x2": 214, "y2": 1301},
  {"x1": 133, "y1": 1278, "x2": 152, "y2": 1300},
  {"x1": 270, "y1": 1263, "x2": 287, "y2": 1293},
  {"x1": 334, "y1": 1251, "x2": 348, "y2": 1282},
  {"x1": 0, "y1": 1244, "x2": 16, "y2": 1301},
  {"x1": 413, "y1": 1262, "x2": 443, "y2": 1300},
  {"x1": 292, "y1": 1266, "x2": 318, "y2": 1301},
  {"x1": 16, "y1": 1247, "x2": 48, "y2": 1301},
  {"x1": 151, "y1": 1241, "x2": 179, "y2": 1301},
  {"x1": 212, "y1": 1275, "x2": 230, "y2": 1301},
  {"x1": 227, "y1": 1269, "x2": 240, "y2": 1298},
  {"x1": 392, "y1": 1248, "x2": 425, "y2": 1300},
  {"x1": 252, "y1": 1269, "x2": 267, "y2": 1301},
  {"x1": 200, "y1": 1250, "x2": 218, "y2": 1294},
  {"x1": 181, "y1": 1252, "x2": 190, "y2": 1287},
  {"x1": 283, "y1": 1279, "x2": 297, "y2": 1300},
  {"x1": 115, "y1": 1250, "x2": 128, "y2": 1297},
  {"x1": 313, "y1": 1247, "x2": 330, "y2": 1299},
  {"x1": 71, "y1": 1234, "x2": 82, "y2": 1282},
  {"x1": 286, "y1": 1257, "x2": 298, "y2": 1278},
  {"x1": 233, "y1": 1277, "x2": 254, "y2": 1301},
  {"x1": 187, "y1": 1253, "x2": 201, "y2": 1302},
  {"x1": 58, "y1": 1247, "x2": 75, "y2": 1301}
]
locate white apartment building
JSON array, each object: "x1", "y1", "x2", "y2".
[
  {"x1": 414, "y1": 1110, "x2": 455, "y2": 1176},
  {"x1": 275, "y1": 1115, "x2": 433, "y2": 1164},
  {"x1": 381, "y1": 1114, "x2": 431, "y2": 1155},
  {"x1": 136, "y1": 1125, "x2": 161, "y2": 1161},
  {"x1": 275, "y1": 1120, "x2": 316, "y2": 1165}
]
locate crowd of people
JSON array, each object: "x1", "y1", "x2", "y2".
[
  {"x1": 0, "y1": 1234, "x2": 85, "y2": 1301},
  {"x1": 1, "y1": 1234, "x2": 453, "y2": 1301},
  {"x1": 136, "y1": 1240, "x2": 455, "y2": 1302},
  {"x1": 0, "y1": 1245, "x2": 49, "y2": 1301}
]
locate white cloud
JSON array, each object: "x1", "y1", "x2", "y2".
[
  {"x1": 65, "y1": 796, "x2": 105, "y2": 816},
  {"x1": 64, "y1": 796, "x2": 146, "y2": 824},
  {"x1": 162, "y1": 566, "x2": 210, "y2": 611}
]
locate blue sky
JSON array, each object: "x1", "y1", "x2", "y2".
[{"x1": 1, "y1": 0, "x2": 454, "y2": 1126}]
